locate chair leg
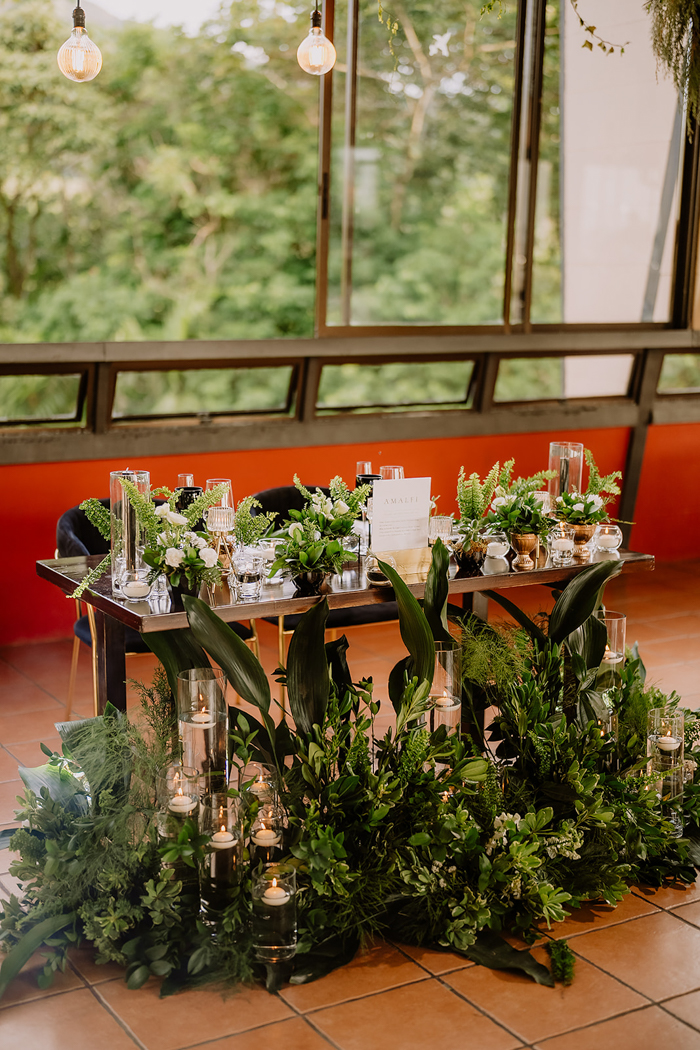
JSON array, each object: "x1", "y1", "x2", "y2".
[
  {"x1": 246, "y1": 620, "x2": 260, "y2": 660},
  {"x1": 87, "y1": 605, "x2": 99, "y2": 718},
  {"x1": 66, "y1": 634, "x2": 81, "y2": 721}
]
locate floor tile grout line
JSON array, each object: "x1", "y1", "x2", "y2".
[
  {"x1": 88, "y1": 982, "x2": 150, "y2": 1050},
  {"x1": 269, "y1": 995, "x2": 346, "y2": 1050},
  {"x1": 657, "y1": 999, "x2": 700, "y2": 1034},
  {"x1": 164, "y1": 1005, "x2": 345, "y2": 1050},
  {"x1": 0, "y1": 655, "x2": 68, "y2": 709},
  {"x1": 281, "y1": 973, "x2": 432, "y2": 1018},
  {"x1": 528, "y1": 1002, "x2": 700, "y2": 1047}
]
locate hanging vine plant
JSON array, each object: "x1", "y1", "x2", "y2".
[{"x1": 646, "y1": 0, "x2": 700, "y2": 132}]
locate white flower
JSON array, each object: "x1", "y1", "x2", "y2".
[
  {"x1": 185, "y1": 531, "x2": 206, "y2": 549},
  {"x1": 165, "y1": 548, "x2": 184, "y2": 568},
  {"x1": 312, "y1": 494, "x2": 333, "y2": 516},
  {"x1": 589, "y1": 494, "x2": 604, "y2": 510},
  {"x1": 312, "y1": 530, "x2": 321, "y2": 541},
  {"x1": 198, "y1": 547, "x2": 218, "y2": 568},
  {"x1": 556, "y1": 496, "x2": 564, "y2": 503},
  {"x1": 573, "y1": 502, "x2": 585, "y2": 512},
  {"x1": 333, "y1": 499, "x2": 349, "y2": 516},
  {"x1": 156, "y1": 531, "x2": 167, "y2": 547},
  {"x1": 155, "y1": 504, "x2": 169, "y2": 518},
  {"x1": 491, "y1": 496, "x2": 508, "y2": 509},
  {"x1": 288, "y1": 522, "x2": 303, "y2": 539},
  {"x1": 166, "y1": 510, "x2": 188, "y2": 526}
]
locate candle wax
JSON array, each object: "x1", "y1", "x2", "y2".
[
  {"x1": 598, "y1": 534, "x2": 619, "y2": 549},
  {"x1": 551, "y1": 538, "x2": 574, "y2": 551},
  {"x1": 248, "y1": 780, "x2": 269, "y2": 796},
  {"x1": 263, "y1": 884, "x2": 290, "y2": 906},
  {"x1": 191, "y1": 710, "x2": 213, "y2": 724},
  {"x1": 211, "y1": 829, "x2": 235, "y2": 850},
  {"x1": 168, "y1": 793, "x2": 196, "y2": 813},
  {"x1": 433, "y1": 693, "x2": 454, "y2": 708},
  {"x1": 486, "y1": 542, "x2": 509, "y2": 557},
  {"x1": 122, "y1": 580, "x2": 151, "y2": 598},
  {"x1": 252, "y1": 828, "x2": 281, "y2": 846},
  {"x1": 657, "y1": 736, "x2": 680, "y2": 752}
]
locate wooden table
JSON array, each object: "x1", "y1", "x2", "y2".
[{"x1": 37, "y1": 550, "x2": 654, "y2": 713}]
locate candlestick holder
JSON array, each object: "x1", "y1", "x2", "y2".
[
  {"x1": 250, "y1": 801, "x2": 286, "y2": 868},
  {"x1": 199, "y1": 792, "x2": 243, "y2": 925},
  {"x1": 547, "y1": 441, "x2": 584, "y2": 501},
  {"x1": 548, "y1": 523, "x2": 576, "y2": 566},
  {"x1": 429, "y1": 641, "x2": 461, "y2": 736},
  {"x1": 252, "y1": 868, "x2": 297, "y2": 963},
  {"x1": 177, "y1": 669, "x2": 228, "y2": 790},
  {"x1": 109, "y1": 468, "x2": 151, "y2": 598},
  {"x1": 648, "y1": 709, "x2": 684, "y2": 837},
  {"x1": 206, "y1": 506, "x2": 236, "y2": 572}
]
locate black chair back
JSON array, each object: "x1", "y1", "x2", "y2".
[
  {"x1": 251, "y1": 485, "x2": 332, "y2": 523},
  {"x1": 56, "y1": 499, "x2": 111, "y2": 558}
]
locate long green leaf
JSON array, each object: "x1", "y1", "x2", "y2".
[
  {"x1": 566, "y1": 614, "x2": 608, "y2": 670},
  {"x1": 18, "y1": 765, "x2": 89, "y2": 816},
  {"x1": 460, "y1": 929, "x2": 554, "y2": 986},
  {"x1": 422, "y1": 538, "x2": 453, "y2": 644},
  {"x1": 0, "y1": 913, "x2": 77, "y2": 999},
  {"x1": 145, "y1": 628, "x2": 211, "y2": 699},
  {"x1": 325, "y1": 635, "x2": 353, "y2": 699},
  {"x1": 483, "y1": 590, "x2": 547, "y2": 645},
  {"x1": 183, "y1": 596, "x2": 271, "y2": 714},
  {"x1": 286, "y1": 599, "x2": 330, "y2": 736},
  {"x1": 548, "y1": 561, "x2": 622, "y2": 644},
  {"x1": 378, "y1": 559, "x2": 435, "y2": 688},
  {"x1": 388, "y1": 655, "x2": 413, "y2": 713}
]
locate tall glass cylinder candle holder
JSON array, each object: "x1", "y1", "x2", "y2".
[
  {"x1": 156, "y1": 763, "x2": 200, "y2": 890},
  {"x1": 594, "y1": 610, "x2": 626, "y2": 699},
  {"x1": 429, "y1": 641, "x2": 461, "y2": 735},
  {"x1": 199, "y1": 792, "x2": 243, "y2": 925},
  {"x1": 250, "y1": 802, "x2": 286, "y2": 868},
  {"x1": 547, "y1": 442, "x2": 584, "y2": 502},
  {"x1": 648, "y1": 709, "x2": 684, "y2": 837},
  {"x1": 252, "y1": 868, "x2": 297, "y2": 963},
  {"x1": 177, "y1": 669, "x2": 228, "y2": 790},
  {"x1": 109, "y1": 468, "x2": 150, "y2": 598}
]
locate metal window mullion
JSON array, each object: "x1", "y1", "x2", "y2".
[
  {"x1": 503, "y1": 0, "x2": 529, "y2": 330},
  {"x1": 314, "y1": 1, "x2": 336, "y2": 335},
  {"x1": 520, "y1": 0, "x2": 546, "y2": 330},
  {"x1": 339, "y1": 0, "x2": 360, "y2": 327},
  {"x1": 671, "y1": 119, "x2": 700, "y2": 328}
]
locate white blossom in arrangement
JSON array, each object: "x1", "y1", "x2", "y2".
[
  {"x1": 491, "y1": 496, "x2": 509, "y2": 509},
  {"x1": 333, "y1": 499, "x2": 349, "y2": 516},
  {"x1": 289, "y1": 522, "x2": 303, "y2": 539},
  {"x1": 184, "y1": 531, "x2": 206, "y2": 549},
  {"x1": 199, "y1": 547, "x2": 218, "y2": 568},
  {"x1": 156, "y1": 531, "x2": 168, "y2": 546},
  {"x1": 573, "y1": 502, "x2": 585, "y2": 512},
  {"x1": 311, "y1": 494, "x2": 333, "y2": 516},
  {"x1": 166, "y1": 510, "x2": 188, "y2": 526},
  {"x1": 155, "y1": 504, "x2": 169, "y2": 518},
  {"x1": 589, "y1": 494, "x2": 604, "y2": 510},
  {"x1": 312, "y1": 529, "x2": 321, "y2": 541},
  {"x1": 165, "y1": 548, "x2": 184, "y2": 568}
]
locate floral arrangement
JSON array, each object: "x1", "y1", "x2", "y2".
[
  {"x1": 487, "y1": 491, "x2": 555, "y2": 537},
  {"x1": 495, "y1": 459, "x2": 556, "y2": 499},
  {"x1": 2, "y1": 549, "x2": 698, "y2": 1002},
  {"x1": 554, "y1": 449, "x2": 622, "y2": 527},
  {"x1": 269, "y1": 475, "x2": 371, "y2": 584},
  {"x1": 231, "y1": 496, "x2": 277, "y2": 549},
  {"x1": 455, "y1": 463, "x2": 500, "y2": 544}
]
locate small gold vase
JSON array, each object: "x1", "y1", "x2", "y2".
[
  {"x1": 571, "y1": 523, "x2": 597, "y2": 559},
  {"x1": 510, "y1": 532, "x2": 538, "y2": 570}
]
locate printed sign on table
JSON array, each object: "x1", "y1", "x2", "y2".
[{"x1": 370, "y1": 477, "x2": 432, "y2": 553}]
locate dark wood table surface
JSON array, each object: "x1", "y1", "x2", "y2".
[{"x1": 37, "y1": 549, "x2": 654, "y2": 712}]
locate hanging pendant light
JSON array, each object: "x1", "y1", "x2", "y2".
[
  {"x1": 297, "y1": 4, "x2": 336, "y2": 76},
  {"x1": 58, "y1": 3, "x2": 103, "y2": 82}
]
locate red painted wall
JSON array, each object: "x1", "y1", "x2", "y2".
[
  {"x1": 629, "y1": 422, "x2": 700, "y2": 559},
  {"x1": 0, "y1": 425, "x2": 644, "y2": 644}
]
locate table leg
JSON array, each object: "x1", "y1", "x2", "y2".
[
  {"x1": 462, "y1": 592, "x2": 489, "y2": 621},
  {"x1": 92, "y1": 610, "x2": 127, "y2": 713}
]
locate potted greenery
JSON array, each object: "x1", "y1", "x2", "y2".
[
  {"x1": 452, "y1": 463, "x2": 500, "y2": 575},
  {"x1": 269, "y1": 475, "x2": 371, "y2": 594},
  {"x1": 553, "y1": 449, "x2": 622, "y2": 558},
  {"x1": 486, "y1": 492, "x2": 555, "y2": 569}
]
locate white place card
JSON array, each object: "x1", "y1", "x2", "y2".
[{"x1": 370, "y1": 477, "x2": 431, "y2": 553}]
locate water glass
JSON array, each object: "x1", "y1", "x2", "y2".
[
  {"x1": 379, "y1": 465, "x2": 405, "y2": 480},
  {"x1": 205, "y1": 478, "x2": 233, "y2": 508},
  {"x1": 232, "y1": 550, "x2": 264, "y2": 600},
  {"x1": 428, "y1": 515, "x2": 453, "y2": 546}
]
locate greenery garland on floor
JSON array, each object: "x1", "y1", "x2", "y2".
[{"x1": 1, "y1": 545, "x2": 698, "y2": 998}]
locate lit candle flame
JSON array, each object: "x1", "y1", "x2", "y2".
[
  {"x1": 220, "y1": 824, "x2": 226, "y2": 834},
  {"x1": 271, "y1": 877, "x2": 277, "y2": 889}
]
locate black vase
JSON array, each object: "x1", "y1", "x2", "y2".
[
  {"x1": 453, "y1": 543, "x2": 486, "y2": 578},
  {"x1": 169, "y1": 577, "x2": 200, "y2": 611},
  {"x1": 291, "y1": 570, "x2": 330, "y2": 596}
]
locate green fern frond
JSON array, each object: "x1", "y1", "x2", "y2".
[
  {"x1": 457, "y1": 462, "x2": 501, "y2": 524},
  {"x1": 68, "y1": 554, "x2": 111, "y2": 599},
  {"x1": 79, "y1": 499, "x2": 112, "y2": 542},
  {"x1": 584, "y1": 449, "x2": 622, "y2": 497},
  {"x1": 185, "y1": 484, "x2": 229, "y2": 529},
  {"x1": 119, "y1": 477, "x2": 160, "y2": 546}
]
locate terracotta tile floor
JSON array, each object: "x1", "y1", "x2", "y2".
[{"x1": 0, "y1": 560, "x2": 700, "y2": 1049}]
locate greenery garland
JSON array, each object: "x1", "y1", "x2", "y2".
[{"x1": 1, "y1": 547, "x2": 698, "y2": 1000}]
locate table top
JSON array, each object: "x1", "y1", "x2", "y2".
[{"x1": 36, "y1": 549, "x2": 654, "y2": 634}]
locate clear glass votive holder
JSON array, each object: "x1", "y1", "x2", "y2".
[
  {"x1": 548, "y1": 523, "x2": 576, "y2": 566},
  {"x1": 207, "y1": 506, "x2": 236, "y2": 572},
  {"x1": 429, "y1": 641, "x2": 461, "y2": 735},
  {"x1": 250, "y1": 801, "x2": 286, "y2": 868},
  {"x1": 199, "y1": 792, "x2": 243, "y2": 925},
  {"x1": 156, "y1": 763, "x2": 200, "y2": 835},
  {"x1": 177, "y1": 669, "x2": 228, "y2": 789},
  {"x1": 484, "y1": 530, "x2": 510, "y2": 560},
  {"x1": 110, "y1": 468, "x2": 150, "y2": 597},
  {"x1": 594, "y1": 610, "x2": 626, "y2": 665},
  {"x1": 532, "y1": 491, "x2": 552, "y2": 515},
  {"x1": 252, "y1": 868, "x2": 297, "y2": 963},
  {"x1": 648, "y1": 709, "x2": 685, "y2": 836},
  {"x1": 547, "y1": 441, "x2": 584, "y2": 501},
  {"x1": 177, "y1": 473, "x2": 195, "y2": 487},
  {"x1": 232, "y1": 550, "x2": 264, "y2": 600},
  {"x1": 365, "y1": 553, "x2": 396, "y2": 587},
  {"x1": 233, "y1": 760, "x2": 279, "y2": 807},
  {"x1": 429, "y1": 515, "x2": 453, "y2": 546},
  {"x1": 595, "y1": 523, "x2": 623, "y2": 552}
]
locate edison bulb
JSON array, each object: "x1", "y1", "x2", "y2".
[
  {"x1": 297, "y1": 25, "x2": 336, "y2": 75},
  {"x1": 58, "y1": 26, "x2": 102, "y2": 82}
]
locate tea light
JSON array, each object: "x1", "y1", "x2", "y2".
[
  {"x1": 168, "y1": 791, "x2": 196, "y2": 814},
  {"x1": 248, "y1": 778, "x2": 270, "y2": 797},
  {"x1": 597, "y1": 534, "x2": 618, "y2": 549},
  {"x1": 657, "y1": 734, "x2": 681, "y2": 752},
  {"x1": 252, "y1": 825, "x2": 281, "y2": 847},
  {"x1": 263, "y1": 878, "x2": 289, "y2": 906},
  {"x1": 486, "y1": 541, "x2": 509, "y2": 557},
  {"x1": 602, "y1": 645, "x2": 624, "y2": 665},
  {"x1": 433, "y1": 691, "x2": 454, "y2": 708},
  {"x1": 551, "y1": 537, "x2": 574, "y2": 552},
  {"x1": 211, "y1": 826, "x2": 235, "y2": 850},
  {"x1": 122, "y1": 580, "x2": 151, "y2": 599},
  {"x1": 191, "y1": 709, "x2": 215, "y2": 727}
]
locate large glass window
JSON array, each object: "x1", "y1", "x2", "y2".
[
  {"x1": 658, "y1": 354, "x2": 700, "y2": 393},
  {"x1": 0, "y1": 373, "x2": 85, "y2": 425},
  {"x1": 112, "y1": 366, "x2": 296, "y2": 419},
  {"x1": 494, "y1": 354, "x2": 634, "y2": 402},
  {"x1": 316, "y1": 359, "x2": 475, "y2": 411},
  {"x1": 325, "y1": 0, "x2": 517, "y2": 327}
]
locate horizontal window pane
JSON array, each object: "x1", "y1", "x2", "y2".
[
  {"x1": 658, "y1": 354, "x2": 700, "y2": 392},
  {"x1": 0, "y1": 374, "x2": 82, "y2": 422},
  {"x1": 494, "y1": 355, "x2": 634, "y2": 402},
  {"x1": 112, "y1": 367, "x2": 295, "y2": 419},
  {"x1": 316, "y1": 361, "x2": 475, "y2": 412}
]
